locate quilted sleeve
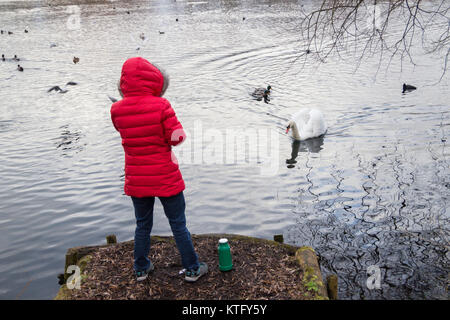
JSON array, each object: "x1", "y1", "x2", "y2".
[
  {"x1": 161, "y1": 100, "x2": 186, "y2": 146},
  {"x1": 110, "y1": 106, "x2": 119, "y2": 132}
]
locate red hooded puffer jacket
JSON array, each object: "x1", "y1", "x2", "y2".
[{"x1": 110, "y1": 57, "x2": 186, "y2": 198}]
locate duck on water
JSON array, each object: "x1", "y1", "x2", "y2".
[
  {"x1": 251, "y1": 85, "x2": 271, "y2": 103},
  {"x1": 402, "y1": 83, "x2": 417, "y2": 93},
  {"x1": 2, "y1": 54, "x2": 20, "y2": 62}
]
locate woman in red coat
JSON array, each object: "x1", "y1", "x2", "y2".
[{"x1": 111, "y1": 57, "x2": 207, "y2": 282}]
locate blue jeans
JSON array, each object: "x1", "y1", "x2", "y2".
[{"x1": 131, "y1": 191, "x2": 199, "y2": 272}]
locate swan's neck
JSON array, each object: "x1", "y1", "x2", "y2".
[{"x1": 289, "y1": 121, "x2": 301, "y2": 140}]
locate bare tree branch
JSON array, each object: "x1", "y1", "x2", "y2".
[{"x1": 296, "y1": 0, "x2": 450, "y2": 80}]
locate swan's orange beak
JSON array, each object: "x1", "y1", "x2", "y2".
[{"x1": 286, "y1": 126, "x2": 290, "y2": 134}]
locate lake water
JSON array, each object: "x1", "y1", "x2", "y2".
[{"x1": 0, "y1": 0, "x2": 448, "y2": 299}]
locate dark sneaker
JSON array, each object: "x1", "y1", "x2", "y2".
[
  {"x1": 185, "y1": 262, "x2": 208, "y2": 282},
  {"x1": 135, "y1": 262, "x2": 154, "y2": 282}
]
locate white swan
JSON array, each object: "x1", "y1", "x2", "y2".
[{"x1": 286, "y1": 108, "x2": 327, "y2": 140}]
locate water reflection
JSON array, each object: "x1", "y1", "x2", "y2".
[
  {"x1": 286, "y1": 137, "x2": 324, "y2": 168},
  {"x1": 0, "y1": 120, "x2": 15, "y2": 133},
  {"x1": 54, "y1": 125, "x2": 85, "y2": 156}
]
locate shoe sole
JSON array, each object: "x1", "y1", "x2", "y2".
[
  {"x1": 185, "y1": 275, "x2": 201, "y2": 282},
  {"x1": 136, "y1": 275, "x2": 148, "y2": 282}
]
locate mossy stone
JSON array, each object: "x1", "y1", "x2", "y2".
[
  {"x1": 327, "y1": 274, "x2": 338, "y2": 300},
  {"x1": 295, "y1": 246, "x2": 328, "y2": 299}
]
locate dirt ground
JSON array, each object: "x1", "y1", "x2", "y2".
[{"x1": 66, "y1": 235, "x2": 309, "y2": 300}]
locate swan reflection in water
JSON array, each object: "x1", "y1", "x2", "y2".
[{"x1": 286, "y1": 136, "x2": 324, "y2": 168}]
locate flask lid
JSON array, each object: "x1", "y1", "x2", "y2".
[{"x1": 219, "y1": 238, "x2": 228, "y2": 244}]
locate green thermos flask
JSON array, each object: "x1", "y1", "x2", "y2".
[{"x1": 218, "y1": 238, "x2": 233, "y2": 271}]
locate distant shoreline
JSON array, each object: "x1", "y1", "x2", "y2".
[{"x1": 0, "y1": 0, "x2": 127, "y2": 10}]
